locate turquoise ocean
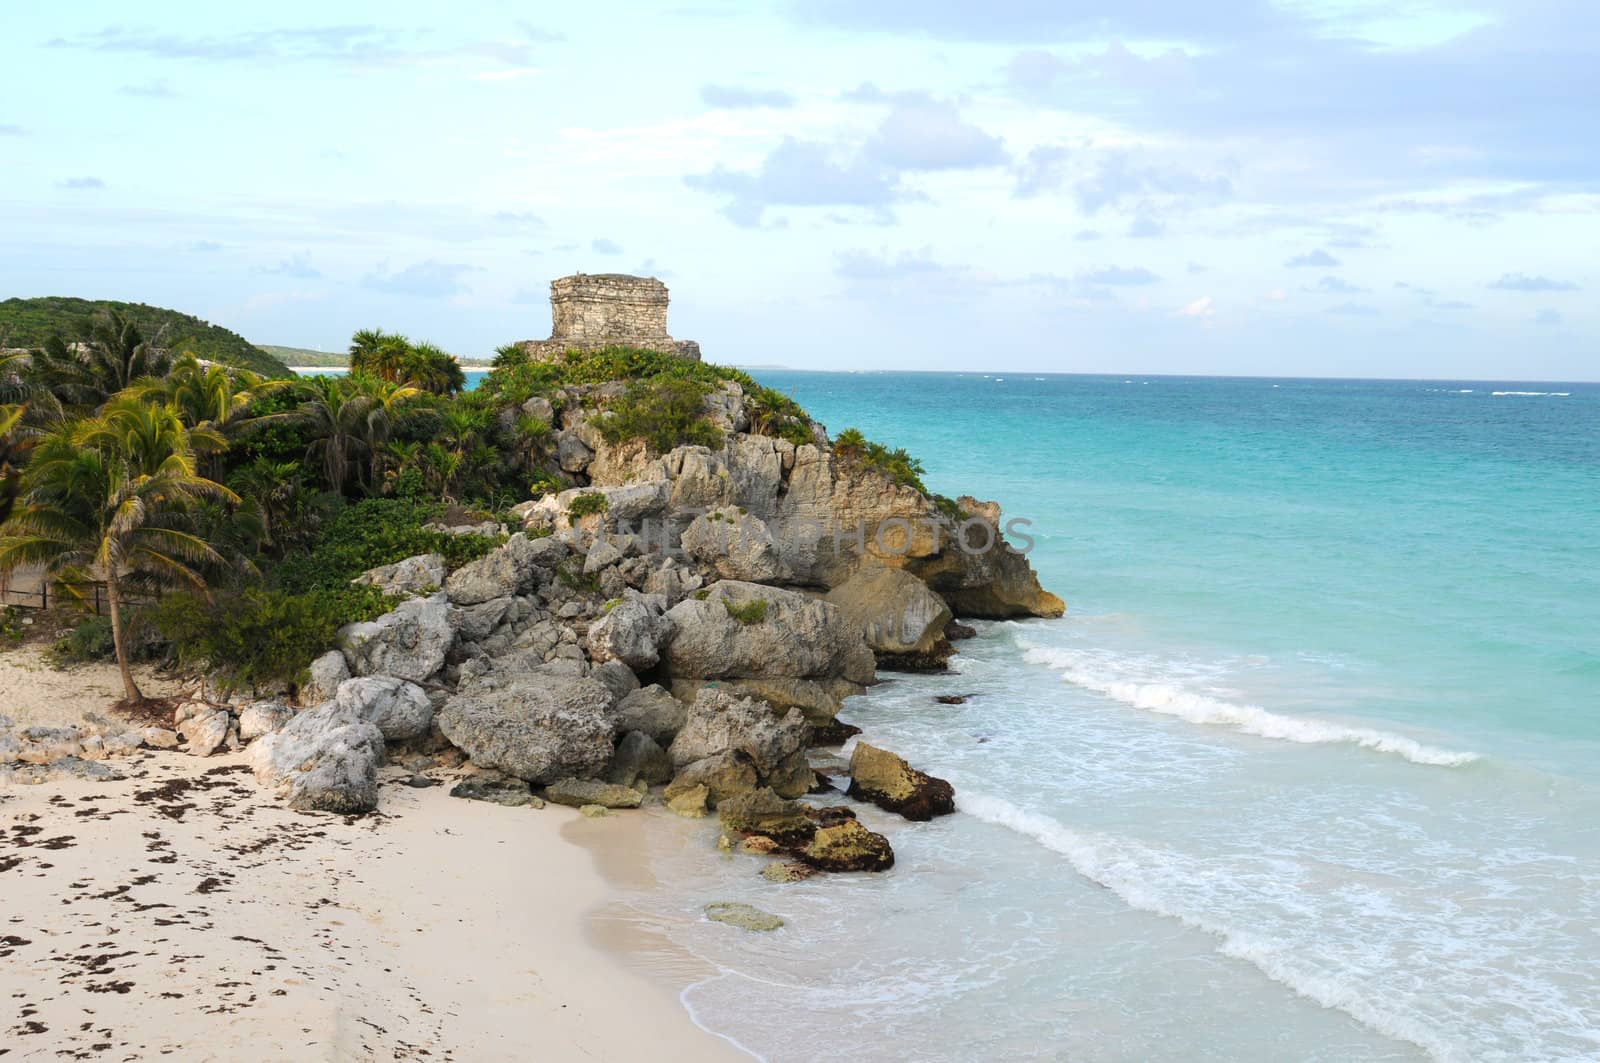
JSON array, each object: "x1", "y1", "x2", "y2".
[{"x1": 595, "y1": 371, "x2": 1600, "y2": 1062}]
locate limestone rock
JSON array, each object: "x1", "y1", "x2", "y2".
[
  {"x1": 665, "y1": 782, "x2": 709, "y2": 818},
  {"x1": 237, "y1": 700, "x2": 295, "y2": 742},
  {"x1": 449, "y1": 772, "x2": 537, "y2": 807},
  {"x1": 545, "y1": 777, "x2": 643, "y2": 809},
  {"x1": 354, "y1": 553, "x2": 446, "y2": 598},
  {"x1": 436, "y1": 673, "x2": 616, "y2": 783},
  {"x1": 716, "y1": 788, "x2": 814, "y2": 843},
  {"x1": 667, "y1": 688, "x2": 812, "y2": 800},
  {"x1": 799, "y1": 819, "x2": 895, "y2": 873},
  {"x1": 591, "y1": 659, "x2": 639, "y2": 704},
  {"x1": 585, "y1": 593, "x2": 667, "y2": 671},
  {"x1": 761, "y1": 861, "x2": 818, "y2": 884},
  {"x1": 444, "y1": 533, "x2": 565, "y2": 606},
  {"x1": 826, "y1": 563, "x2": 953, "y2": 671},
  {"x1": 660, "y1": 581, "x2": 875, "y2": 686},
  {"x1": 557, "y1": 433, "x2": 594, "y2": 473},
  {"x1": 304, "y1": 650, "x2": 350, "y2": 704},
  {"x1": 141, "y1": 727, "x2": 180, "y2": 749},
  {"x1": 340, "y1": 593, "x2": 456, "y2": 683},
  {"x1": 705, "y1": 902, "x2": 783, "y2": 932},
  {"x1": 615, "y1": 685, "x2": 687, "y2": 744},
  {"x1": 846, "y1": 742, "x2": 956, "y2": 821},
  {"x1": 681, "y1": 507, "x2": 784, "y2": 582},
  {"x1": 607, "y1": 730, "x2": 673, "y2": 788},
  {"x1": 180, "y1": 709, "x2": 230, "y2": 757},
  {"x1": 247, "y1": 703, "x2": 385, "y2": 813},
  {"x1": 580, "y1": 803, "x2": 610, "y2": 818},
  {"x1": 334, "y1": 677, "x2": 433, "y2": 741}
]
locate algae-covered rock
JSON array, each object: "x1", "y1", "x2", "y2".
[
  {"x1": 705, "y1": 901, "x2": 784, "y2": 932},
  {"x1": 761, "y1": 861, "x2": 818, "y2": 884},
  {"x1": 716, "y1": 787, "x2": 814, "y2": 844},
  {"x1": 799, "y1": 819, "x2": 895, "y2": 873},
  {"x1": 665, "y1": 782, "x2": 710, "y2": 818},
  {"x1": 846, "y1": 742, "x2": 956, "y2": 822},
  {"x1": 545, "y1": 777, "x2": 643, "y2": 809},
  {"x1": 580, "y1": 803, "x2": 610, "y2": 818}
]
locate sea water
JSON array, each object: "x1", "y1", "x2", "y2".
[{"x1": 612, "y1": 373, "x2": 1600, "y2": 1062}]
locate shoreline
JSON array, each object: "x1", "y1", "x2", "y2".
[{"x1": 0, "y1": 749, "x2": 746, "y2": 1061}]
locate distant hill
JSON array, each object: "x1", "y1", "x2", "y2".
[
  {"x1": 260, "y1": 343, "x2": 494, "y2": 369},
  {"x1": 0, "y1": 297, "x2": 290, "y2": 378},
  {"x1": 259, "y1": 344, "x2": 347, "y2": 368}
]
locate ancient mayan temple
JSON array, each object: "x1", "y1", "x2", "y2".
[{"x1": 517, "y1": 273, "x2": 701, "y2": 362}]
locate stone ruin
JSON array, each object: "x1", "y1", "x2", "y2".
[{"x1": 517, "y1": 273, "x2": 701, "y2": 362}]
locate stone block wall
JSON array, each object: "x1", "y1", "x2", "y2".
[{"x1": 519, "y1": 273, "x2": 701, "y2": 363}]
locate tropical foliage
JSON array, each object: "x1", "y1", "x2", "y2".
[
  {"x1": 0, "y1": 296, "x2": 287, "y2": 377},
  {"x1": 0, "y1": 315, "x2": 825, "y2": 696}
]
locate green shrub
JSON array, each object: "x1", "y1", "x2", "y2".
[
  {"x1": 46, "y1": 615, "x2": 116, "y2": 665},
  {"x1": 723, "y1": 598, "x2": 768, "y2": 625},
  {"x1": 0, "y1": 606, "x2": 24, "y2": 644},
  {"x1": 567, "y1": 492, "x2": 609, "y2": 518},
  {"x1": 556, "y1": 561, "x2": 600, "y2": 594},
  {"x1": 275, "y1": 497, "x2": 500, "y2": 594},
  {"x1": 151, "y1": 584, "x2": 392, "y2": 692},
  {"x1": 932, "y1": 494, "x2": 965, "y2": 521},
  {"x1": 597, "y1": 377, "x2": 722, "y2": 454},
  {"x1": 832, "y1": 427, "x2": 928, "y2": 493}
]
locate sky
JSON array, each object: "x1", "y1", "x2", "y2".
[{"x1": 0, "y1": 1, "x2": 1596, "y2": 379}]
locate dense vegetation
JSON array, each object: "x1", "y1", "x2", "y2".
[
  {"x1": 0, "y1": 312, "x2": 860, "y2": 699},
  {"x1": 0, "y1": 297, "x2": 289, "y2": 378},
  {"x1": 261, "y1": 344, "x2": 492, "y2": 370}
]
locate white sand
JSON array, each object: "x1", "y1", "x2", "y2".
[
  {"x1": 0, "y1": 751, "x2": 750, "y2": 1061},
  {"x1": 0, "y1": 645, "x2": 186, "y2": 729}
]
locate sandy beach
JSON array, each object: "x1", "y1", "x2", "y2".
[{"x1": 0, "y1": 748, "x2": 749, "y2": 1061}]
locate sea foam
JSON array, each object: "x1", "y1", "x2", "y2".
[
  {"x1": 958, "y1": 792, "x2": 1462, "y2": 1061},
  {"x1": 1021, "y1": 646, "x2": 1480, "y2": 767}
]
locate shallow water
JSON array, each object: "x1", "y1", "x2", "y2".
[{"x1": 619, "y1": 372, "x2": 1600, "y2": 1062}]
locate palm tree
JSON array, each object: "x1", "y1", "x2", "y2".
[
  {"x1": 349, "y1": 329, "x2": 412, "y2": 383},
  {"x1": 296, "y1": 376, "x2": 375, "y2": 497},
  {"x1": 128, "y1": 353, "x2": 289, "y2": 473},
  {"x1": 32, "y1": 310, "x2": 174, "y2": 412},
  {"x1": 0, "y1": 395, "x2": 236, "y2": 701},
  {"x1": 0, "y1": 406, "x2": 26, "y2": 525},
  {"x1": 402, "y1": 342, "x2": 467, "y2": 395}
]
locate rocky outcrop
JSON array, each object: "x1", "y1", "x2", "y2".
[
  {"x1": 436, "y1": 672, "x2": 616, "y2": 784},
  {"x1": 304, "y1": 650, "x2": 350, "y2": 704},
  {"x1": 825, "y1": 562, "x2": 953, "y2": 671},
  {"x1": 846, "y1": 742, "x2": 956, "y2": 821},
  {"x1": 444, "y1": 533, "x2": 566, "y2": 606},
  {"x1": 354, "y1": 553, "x2": 446, "y2": 597},
  {"x1": 661, "y1": 581, "x2": 874, "y2": 690},
  {"x1": 667, "y1": 688, "x2": 812, "y2": 802},
  {"x1": 237, "y1": 700, "x2": 294, "y2": 742},
  {"x1": 584, "y1": 592, "x2": 669, "y2": 671},
  {"x1": 340, "y1": 593, "x2": 456, "y2": 683},
  {"x1": 246, "y1": 703, "x2": 385, "y2": 813},
  {"x1": 607, "y1": 730, "x2": 673, "y2": 788}
]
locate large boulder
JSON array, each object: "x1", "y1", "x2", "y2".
[
  {"x1": 444, "y1": 534, "x2": 566, "y2": 606},
  {"x1": 178, "y1": 709, "x2": 230, "y2": 757},
  {"x1": 303, "y1": 650, "x2": 351, "y2": 704},
  {"x1": 825, "y1": 564, "x2": 953, "y2": 671},
  {"x1": 246, "y1": 703, "x2": 385, "y2": 813},
  {"x1": 585, "y1": 592, "x2": 669, "y2": 671},
  {"x1": 667, "y1": 688, "x2": 812, "y2": 801},
  {"x1": 607, "y1": 730, "x2": 673, "y2": 788},
  {"x1": 237, "y1": 700, "x2": 294, "y2": 742},
  {"x1": 436, "y1": 673, "x2": 617, "y2": 783},
  {"x1": 660, "y1": 581, "x2": 875, "y2": 687},
  {"x1": 846, "y1": 742, "x2": 956, "y2": 821},
  {"x1": 544, "y1": 777, "x2": 643, "y2": 809},
  {"x1": 800, "y1": 819, "x2": 896, "y2": 873},
  {"x1": 340, "y1": 594, "x2": 456, "y2": 683},
  {"x1": 354, "y1": 553, "x2": 446, "y2": 598},
  {"x1": 680, "y1": 508, "x2": 785, "y2": 583},
  {"x1": 615, "y1": 684, "x2": 687, "y2": 744},
  {"x1": 334, "y1": 676, "x2": 433, "y2": 742}
]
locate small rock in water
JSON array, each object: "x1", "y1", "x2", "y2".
[
  {"x1": 545, "y1": 777, "x2": 643, "y2": 809},
  {"x1": 935, "y1": 694, "x2": 970, "y2": 705},
  {"x1": 449, "y1": 774, "x2": 535, "y2": 807},
  {"x1": 579, "y1": 803, "x2": 609, "y2": 818},
  {"x1": 705, "y1": 901, "x2": 784, "y2": 932},
  {"x1": 760, "y1": 861, "x2": 818, "y2": 884},
  {"x1": 846, "y1": 742, "x2": 956, "y2": 821}
]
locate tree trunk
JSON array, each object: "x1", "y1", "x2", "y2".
[{"x1": 105, "y1": 575, "x2": 142, "y2": 703}]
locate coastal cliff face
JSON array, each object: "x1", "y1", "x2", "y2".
[{"x1": 137, "y1": 361, "x2": 1058, "y2": 874}]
